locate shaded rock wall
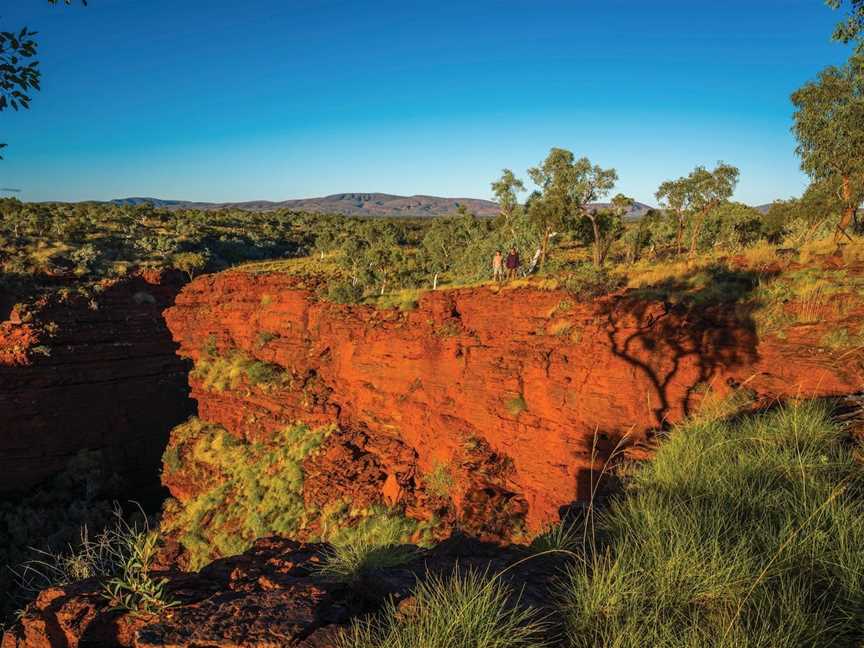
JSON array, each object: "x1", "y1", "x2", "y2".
[
  {"x1": 0, "y1": 271, "x2": 194, "y2": 496},
  {"x1": 164, "y1": 271, "x2": 864, "y2": 532}
]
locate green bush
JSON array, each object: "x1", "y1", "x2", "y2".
[
  {"x1": 14, "y1": 505, "x2": 174, "y2": 616},
  {"x1": 336, "y1": 567, "x2": 549, "y2": 648},
  {"x1": 558, "y1": 402, "x2": 864, "y2": 647},
  {"x1": 327, "y1": 279, "x2": 364, "y2": 304},
  {"x1": 561, "y1": 265, "x2": 623, "y2": 298}
]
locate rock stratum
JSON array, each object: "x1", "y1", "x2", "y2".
[
  {"x1": 161, "y1": 270, "x2": 864, "y2": 537},
  {"x1": 0, "y1": 270, "x2": 193, "y2": 496}
]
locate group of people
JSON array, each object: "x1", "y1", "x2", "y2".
[{"x1": 492, "y1": 247, "x2": 520, "y2": 282}]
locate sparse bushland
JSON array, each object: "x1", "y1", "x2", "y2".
[
  {"x1": 336, "y1": 566, "x2": 550, "y2": 648},
  {"x1": 558, "y1": 402, "x2": 864, "y2": 647}
]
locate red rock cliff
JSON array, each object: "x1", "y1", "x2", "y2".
[
  {"x1": 164, "y1": 271, "x2": 863, "y2": 533},
  {"x1": 0, "y1": 271, "x2": 194, "y2": 495}
]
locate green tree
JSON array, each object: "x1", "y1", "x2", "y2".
[
  {"x1": 528, "y1": 148, "x2": 618, "y2": 268},
  {"x1": 655, "y1": 177, "x2": 689, "y2": 254},
  {"x1": 828, "y1": 0, "x2": 864, "y2": 50},
  {"x1": 421, "y1": 209, "x2": 482, "y2": 288},
  {"x1": 658, "y1": 163, "x2": 739, "y2": 259},
  {"x1": 575, "y1": 193, "x2": 631, "y2": 267},
  {"x1": 490, "y1": 169, "x2": 525, "y2": 224},
  {"x1": 173, "y1": 251, "x2": 209, "y2": 280},
  {"x1": 792, "y1": 54, "x2": 864, "y2": 241}
]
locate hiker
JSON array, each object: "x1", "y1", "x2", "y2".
[
  {"x1": 492, "y1": 250, "x2": 504, "y2": 282},
  {"x1": 505, "y1": 247, "x2": 520, "y2": 280}
]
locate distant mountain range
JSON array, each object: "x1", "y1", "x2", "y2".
[{"x1": 109, "y1": 193, "x2": 656, "y2": 220}]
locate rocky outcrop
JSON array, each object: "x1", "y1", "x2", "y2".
[
  {"x1": 163, "y1": 271, "x2": 864, "y2": 534},
  {"x1": 2, "y1": 535, "x2": 561, "y2": 648},
  {"x1": 0, "y1": 270, "x2": 194, "y2": 496}
]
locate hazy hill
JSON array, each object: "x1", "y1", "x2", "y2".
[{"x1": 109, "y1": 193, "x2": 655, "y2": 219}]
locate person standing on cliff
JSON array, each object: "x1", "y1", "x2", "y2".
[
  {"x1": 505, "y1": 247, "x2": 520, "y2": 280},
  {"x1": 492, "y1": 250, "x2": 504, "y2": 283}
]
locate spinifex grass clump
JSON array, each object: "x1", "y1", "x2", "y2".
[
  {"x1": 316, "y1": 509, "x2": 420, "y2": 584},
  {"x1": 161, "y1": 420, "x2": 334, "y2": 569},
  {"x1": 559, "y1": 402, "x2": 864, "y2": 648},
  {"x1": 191, "y1": 349, "x2": 287, "y2": 392},
  {"x1": 336, "y1": 566, "x2": 549, "y2": 648}
]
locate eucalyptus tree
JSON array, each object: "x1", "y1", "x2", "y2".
[
  {"x1": 655, "y1": 177, "x2": 689, "y2": 254},
  {"x1": 829, "y1": 0, "x2": 864, "y2": 50},
  {"x1": 682, "y1": 163, "x2": 740, "y2": 258},
  {"x1": 656, "y1": 163, "x2": 739, "y2": 259},
  {"x1": 528, "y1": 148, "x2": 618, "y2": 268},
  {"x1": 792, "y1": 54, "x2": 864, "y2": 241},
  {"x1": 490, "y1": 169, "x2": 525, "y2": 225},
  {"x1": 421, "y1": 209, "x2": 482, "y2": 289}
]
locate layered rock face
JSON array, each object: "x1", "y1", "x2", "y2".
[
  {"x1": 163, "y1": 271, "x2": 864, "y2": 534},
  {"x1": 0, "y1": 271, "x2": 193, "y2": 495}
]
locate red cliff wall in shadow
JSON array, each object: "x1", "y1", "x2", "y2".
[{"x1": 0, "y1": 271, "x2": 194, "y2": 496}]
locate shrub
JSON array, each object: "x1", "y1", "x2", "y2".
[
  {"x1": 336, "y1": 567, "x2": 549, "y2": 648},
  {"x1": 192, "y1": 349, "x2": 286, "y2": 392},
  {"x1": 558, "y1": 402, "x2": 864, "y2": 647},
  {"x1": 0, "y1": 450, "x2": 122, "y2": 622},
  {"x1": 14, "y1": 505, "x2": 175, "y2": 616},
  {"x1": 101, "y1": 528, "x2": 176, "y2": 615},
  {"x1": 327, "y1": 280, "x2": 364, "y2": 304},
  {"x1": 562, "y1": 265, "x2": 622, "y2": 298}
]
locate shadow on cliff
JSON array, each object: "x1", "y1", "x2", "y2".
[
  {"x1": 0, "y1": 270, "x2": 196, "y2": 504},
  {"x1": 599, "y1": 264, "x2": 772, "y2": 430}
]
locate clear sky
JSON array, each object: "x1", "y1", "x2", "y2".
[{"x1": 0, "y1": 0, "x2": 855, "y2": 205}]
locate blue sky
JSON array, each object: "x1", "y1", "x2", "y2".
[{"x1": 0, "y1": 0, "x2": 854, "y2": 204}]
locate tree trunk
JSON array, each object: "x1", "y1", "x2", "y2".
[
  {"x1": 540, "y1": 228, "x2": 551, "y2": 269},
  {"x1": 689, "y1": 210, "x2": 707, "y2": 260},
  {"x1": 432, "y1": 272, "x2": 439, "y2": 290},
  {"x1": 836, "y1": 175, "x2": 855, "y2": 242},
  {"x1": 676, "y1": 211, "x2": 684, "y2": 256},
  {"x1": 590, "y1": 215, "x2": 602, "y2": 267}
]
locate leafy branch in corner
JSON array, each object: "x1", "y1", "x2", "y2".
[{"x1": 0, "y1": 0, "x2": 86, "y2": 159}]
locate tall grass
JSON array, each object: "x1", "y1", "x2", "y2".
[
  {"x1": 558, "y1": 402, "x2": 864, "y2": 647},
  {"x1": 336, "y1": 566, "x2": 549, "y2": 648},
  {"x1": 13, "y1": 506, "x2": 175, "y2": 615},
  {"x1": 316, "y1": 510, "x2": 419, "y2": 583}
]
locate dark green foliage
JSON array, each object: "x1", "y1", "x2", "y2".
[{"x1": 327, "y1": 279, "x2": 364, "y2": 304}]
